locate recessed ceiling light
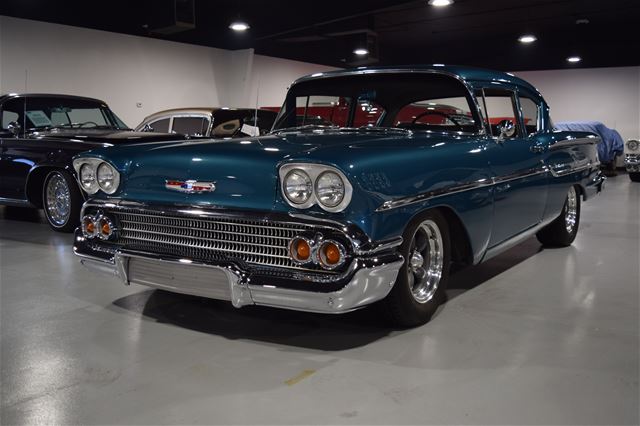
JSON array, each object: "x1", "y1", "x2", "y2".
[
  {"x1": 428, "y1": 0, "x2": 453, "y2": 6},
  {"x1": 229, "y1": 22, "x2": 250, "y2": 31},
  {"x1": 567, "y1": 56, "x2": 582, "y2": 63},
  {"x1": 353, "y1": 48, "x2": 369, "y2": 56},
  {"x1": 518, "y1": 34, "x2": 537, "y2": 43}
]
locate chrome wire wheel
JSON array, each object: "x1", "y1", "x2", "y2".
[
  {"x1": 564, "y1": 186, "x2": 578, "y2": 234},
  {"x1": 45, "y1": 172, "x2": 71, "y2": 227},
  {"x1": 407, "y1": 219, "x2": 444, "y2": 304}
]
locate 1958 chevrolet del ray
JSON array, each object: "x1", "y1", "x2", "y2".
[{"x1": 72, "y1": 66, "x2": 605, "y2": 326}]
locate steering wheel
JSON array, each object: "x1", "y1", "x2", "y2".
[
  {"x1": 76, "y1": 121, "x2": 99, "y2": 128},
  {"x1": 411, "y1": 111, "x2": 464, "y2": 131}
]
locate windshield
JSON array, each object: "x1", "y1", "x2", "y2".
[
  {"x1": 273, "y1": 72, "x2": 480, "y2": 134},
  {"x1": 20, "y1": 97, "x2": 129, "y2": 131}
]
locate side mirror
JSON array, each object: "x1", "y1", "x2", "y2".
[
  {"x1": 141, "y1": 123, "x2": 154, "y2": 132},
  {"x1": 496, "y1": 119, "x2": 516, "y2": 142},
  {"x1": 7, "y1": 121, "x2": 22, "y2": 137}
]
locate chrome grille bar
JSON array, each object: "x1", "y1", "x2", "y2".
[{"x1": 107, "y1": 210, "x2": 330, "y2": 272}]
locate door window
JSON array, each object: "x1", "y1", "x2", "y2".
[
  {"x1": 147, "y1": 118, "x2": 170, "y2": 133},
  {"x1": 171, "y1": 116, "x2": 208, "y2": 136},
  {"x1": 476, "y1": 88, "x2": 521, "y2": 138}
]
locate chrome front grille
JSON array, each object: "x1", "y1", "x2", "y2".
[{"x1": 107, "y1": 210, "x2": 327, "y2": 272}]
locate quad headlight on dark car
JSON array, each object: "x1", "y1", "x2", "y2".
[
  {"x1": 73, "y1": 158, "x2": 120, "y2": 195},
  {"x1": 280, "y1": 163, "x2": 352, "y2": 212}
]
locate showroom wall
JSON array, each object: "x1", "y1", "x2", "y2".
[
  {"x1": 1, "y1": 15, "x2": 638, "y2": 140},
  {"x1": 516, "y1": 67, "x2": 640, "y2": 142},
  {"x1": 0, "y1": 16, "x2": 335, "y2": 127}
]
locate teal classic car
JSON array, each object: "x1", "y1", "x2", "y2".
[{"x1": 72, "y1": 66, "x2": 605, "y2": 327}]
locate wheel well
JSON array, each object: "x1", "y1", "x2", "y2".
[{"x1": 25, "y1": 167, "x2": 66, "y2": 208}]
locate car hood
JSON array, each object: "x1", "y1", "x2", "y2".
[
  {"x1": 82, "y1": 130, "x2": 474, "y2": 212},
  {"x1": 32, "y1": 129, "x2": 184, "y2": 145}
]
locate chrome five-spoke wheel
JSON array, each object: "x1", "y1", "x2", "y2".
[{"x1": 407, "y1": 219, "x2": 444, "y2": 304}]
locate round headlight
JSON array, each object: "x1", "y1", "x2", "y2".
[
  {"x1": 315, "y1": 171, "x2": 345, "y2": 208},
  {"x1": 96, "y1": 162, "x2": 119, "y2": 194},
  {"x1": 627, "y1": 140, "x2": 639, "y2": 151},
  {"x1": 79, "y1": 164, "x2": 98, "y2": 193},
  {"x1": 284, "y1": 169, "x2": 312, "y2": 204}
]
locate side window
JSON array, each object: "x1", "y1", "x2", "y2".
[
  {"x1": 171, "y1": 116, "x2": 208, "y2": 136},
  {"x1": 148, "y1": 118, "x2": 170, "y2": 133},
  {"x1": 1, "y1": 98, "x2": 25, "y2": 129},
  {"x1": 479, "y1": 88, "x2": 521, "y2": 138},
  {"x1": 395, "y1": 97, "x2": 476, "y2": 132},
  {"x1": 519, "y1": 96, "x2": 540, "y2": 135}
]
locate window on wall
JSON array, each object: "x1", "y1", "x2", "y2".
[
  {"x1": 519, "y1": 97, "x2": 540, "y2": 135},
  {"x1": 476, "y1": 88, "x2": 521, "y2": 138}
]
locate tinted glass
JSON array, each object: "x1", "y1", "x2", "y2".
[
  {"x1": 172, "y1": 117, "x2": 208, "y2": 135},
  {"x1": 8, "y1": 97, "x2": 121, "y2": 130},
  {"x1": 148, "y1": 118, "x2": 170, "y2": 133},
  {"x1": 395, "y1": 97, "x2": 475, "y2": 132},
  {"x1": 1, "y1": 98, "x2": 23, "y2": 129},
  {"x1": 294, "y1": 96, "x2": 352, "y2": 127}
]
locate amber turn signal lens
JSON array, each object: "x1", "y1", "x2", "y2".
[
  {"x1": 289, "y1": 237, "x2": 312, "y2": 263},
  {"x1": 323, "y1": 242, "x2": 341, "y2": 265},
  {"x1": 81, "y1": 215, "x2": 97, "y2": 238},
  {"x1": 100, "y1": 220, "x2": 111, "y2": 236}
]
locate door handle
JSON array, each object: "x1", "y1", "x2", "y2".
[{"x1": 530, "y1": 145, "x2": 545, "y2": 154}]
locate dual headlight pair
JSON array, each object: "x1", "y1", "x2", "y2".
[
  {"x1": 279, "y1": 163, "x2": 353, "y2": 212},
  {"x1": 72, "y1": 158, "x2": 120, "y2": 195}
]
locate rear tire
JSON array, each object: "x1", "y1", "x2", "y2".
[
  {"x1": 383, "y1": 210, "x2": 450, "y2": 327},
  {"x1": 536, "y1": 186, "x2": 580, "y2": 247},
  {"x1": 629, "y1": 172, "x2": 640, "y2": 182},
  {"x1": 42, "y1": 170, "x2": 82, "y2": 233}
]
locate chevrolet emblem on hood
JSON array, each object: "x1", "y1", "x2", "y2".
[{"x1": 165, "y1": 180, "x2": 216, "y2": 193}]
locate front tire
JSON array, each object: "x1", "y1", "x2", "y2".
[
  {"x1": 629, "y1": 172, "x2": 640, "y2": 182},
  {"x1": 43, "y1": 170, "x2": 82, "y2": 232},
  {"x1": 536, "y1": 185, "x2": 581, "y2": 247},
  {"x1": 383, "y1": 210, "x2": 451, "y2": 327}
]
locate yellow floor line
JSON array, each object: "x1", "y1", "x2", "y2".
[{"x1": 285, "y1": 369, "x2": 316, "y2": 386}]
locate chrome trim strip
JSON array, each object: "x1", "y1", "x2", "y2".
[
  {"x1": 549, "y1": 136, "x2": 600, "y2": 151},
  {"x1": 377, "y1": 159, "x2": 599, "y2": 212},
  {"x1": 0, "y1": 197, "x2": 33, "y2": 207}
]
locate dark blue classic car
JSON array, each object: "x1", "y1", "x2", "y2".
[{"x1": 72, "y1": 66, "x2": 605, "y2": 326}]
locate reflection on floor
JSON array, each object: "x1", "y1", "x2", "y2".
[{"x1": 1, "y1": 175, "x2": 638, "y2": 425}]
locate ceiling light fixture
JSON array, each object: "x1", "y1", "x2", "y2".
[
  {"x1": 229, "y1": 22, "x2": 250, "y2": 31},
  {"x1": 428, "y1": 0, "x2": 454, "y2": 6},
  {"x1": 567, "y1": 56, "x2": 582, "y2": 63},
  {"x1": 353, "y1": 48, "x2": 369, "y2": 56},
  {"x1": 518, "y1": 34, "x2": 537, "y2": 44}
]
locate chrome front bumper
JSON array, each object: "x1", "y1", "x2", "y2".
[{"x1": 76, "y1": 238, "x2": 404, "y2": 314}]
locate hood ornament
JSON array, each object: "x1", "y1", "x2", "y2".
[{"x1": 165, "y1": 180, "x2": 216, "y2": 193}]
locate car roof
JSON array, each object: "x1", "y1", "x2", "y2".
[
  {"x1": 141, "y1": 107, "x2": 275, "y2": 122},
  {"x1": 0, "y1": 93, "x2": 106, "y2": 104},
  {"x1": 293, "y1": 65, "x2": 540, "y2": 95}
]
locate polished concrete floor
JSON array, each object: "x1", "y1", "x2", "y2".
[{"x1": 1, "y1": 175, "x2": 638, "y2": 425}]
